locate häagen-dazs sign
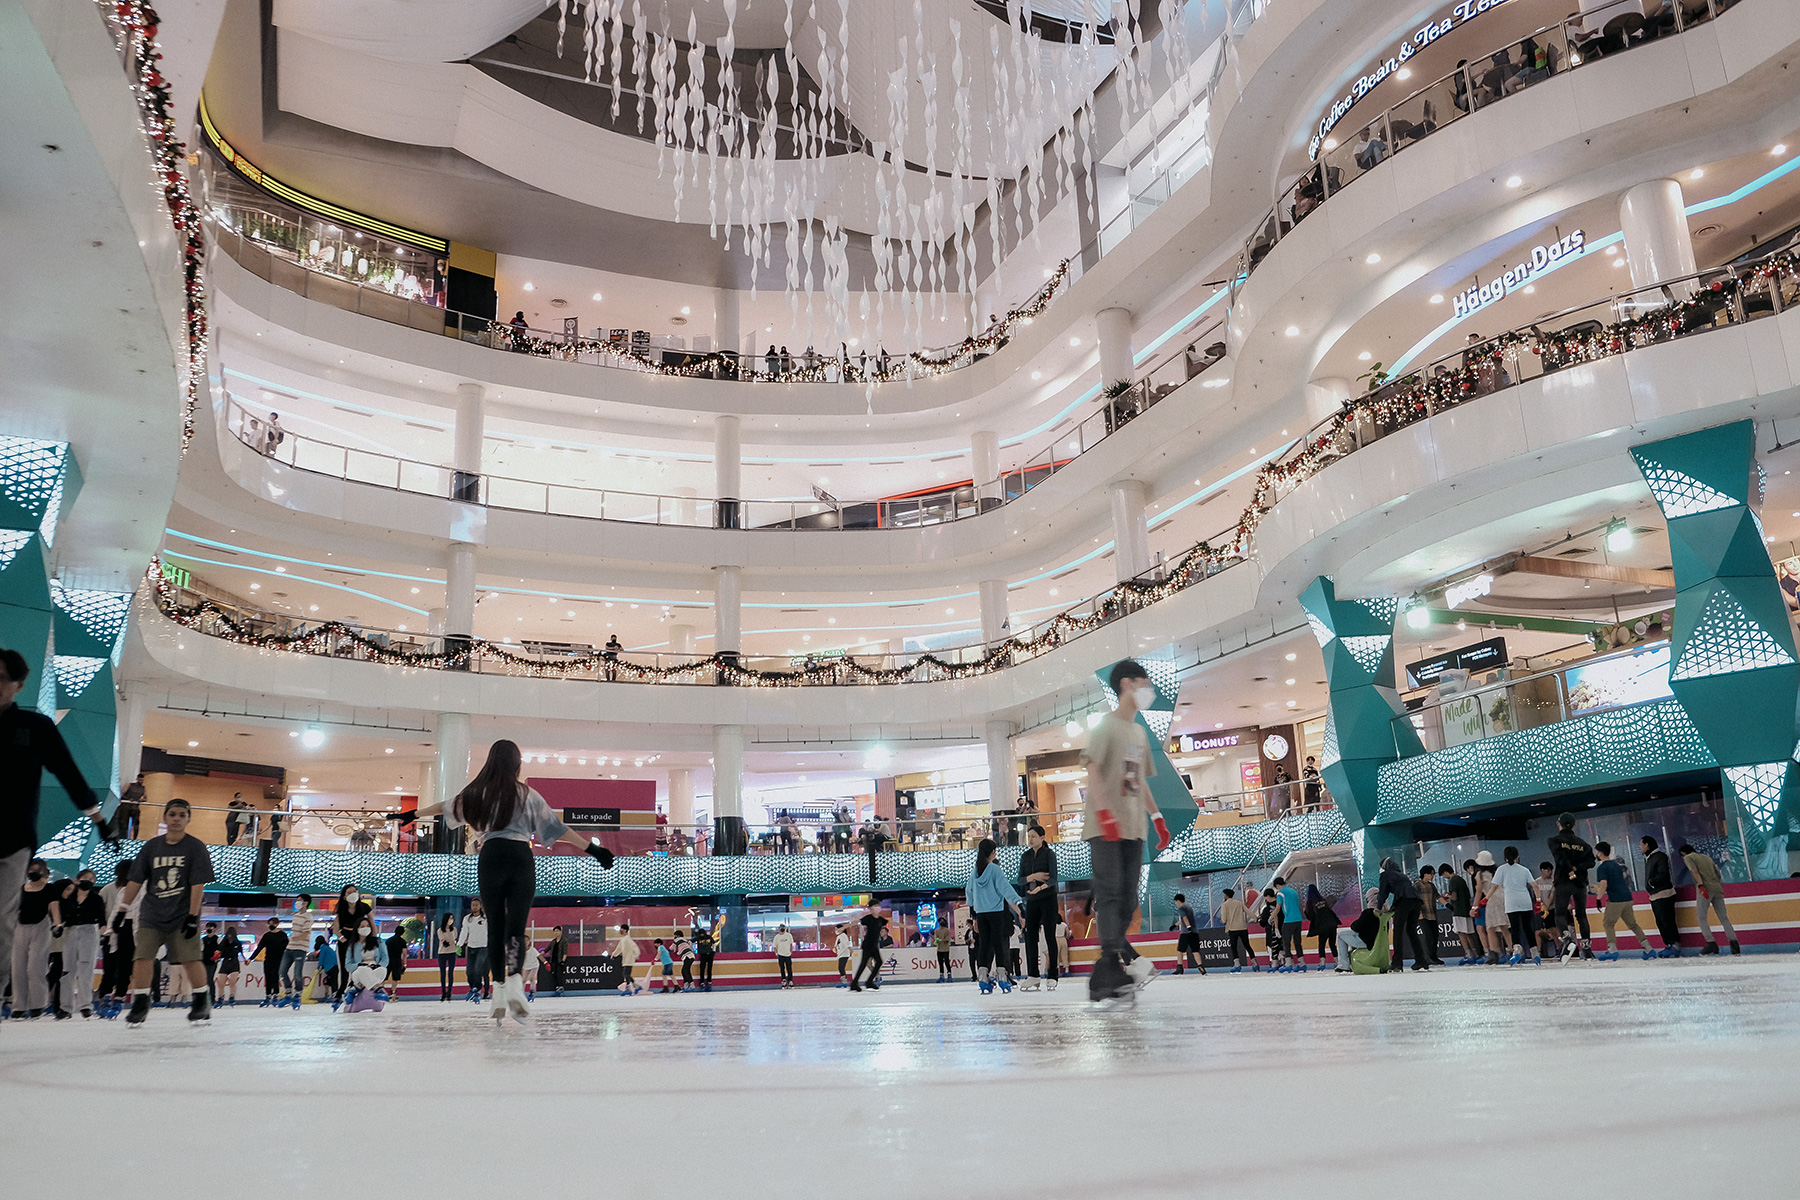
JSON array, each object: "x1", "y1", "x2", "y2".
[
  {"x1": 1308, "y1": 0, "x2": 1516, "y2": 160},
  {"x1": 1453, "y1": 230, "x2": 1586, "y2": 318}
]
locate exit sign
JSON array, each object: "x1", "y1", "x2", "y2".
[{"x1": 164, "y1": 563, "x2": 192, "y2": 589}]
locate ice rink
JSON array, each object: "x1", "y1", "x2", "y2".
[{"x1": 4, "y1": 958, "x2": 1798, "y2": 1197}]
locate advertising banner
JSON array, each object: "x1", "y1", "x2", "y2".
[{"x1": 558, "y1": 954, "x2": 628, "y2": 991}]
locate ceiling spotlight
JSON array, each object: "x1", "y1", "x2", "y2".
[
  {"x1": 1405, "y1": 601, "x2": 1430, "y2": 629},
  {"x1": 1505, "y1": 175, "x2": 1522, "y2": 188},
  {"x1": 1774, "y1": 144, "x2": 1788, "y2": 156},
  {"x1": 680, "y1": 306, "x2": 691, "y2": 314},
  {"x1": 1069, "y1": 336, "x2": 1082, "y2": 346},
  {"x1": 1430, "y1": 294, "x2": 1444, "y2": 304},
  {"x1": 384, "y1": 748, "x2": 394, "y2": 754},
  {"x1": 1365, "y1": 252, "x2": 1381, "y2": 264},
  {"x1": 1065, "y1": 719, "x2": 1081, "y2": 737},
  {"x1": 1689, "y1": 168, "x2": 1705, "y2": 180},
  {"x1": 522, "y1": 281, "x2": 534, "y2": 291},
  {"x1": 1031, "y1": 371, "x2": 1042, "y2": 380},
  {"x1": 1285, "y1": 652, "x2": 1297, "y2": 661},
  {"x1": 1358, "y1": 351, "x2": 1372, "y2": 361},
  {"x1": 1284, "y1": 326, "x2": 1299, "y2": 337},
  {"x1": 300, "y1": 725, "x2": 326, "y2": 749},
  {"x1": 592, "y1": 292, "x2": 603, "y2": 301},
  {"x1": 1606, "y1": 518, "x2": 1632, "y2": 553},
  {"x1": 187, "y1": 740, "x2": 199, "y2": 748}
]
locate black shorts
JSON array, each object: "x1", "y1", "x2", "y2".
[{"x1": 1177, "y1": 932, "x2": 1199, "y2": 952}]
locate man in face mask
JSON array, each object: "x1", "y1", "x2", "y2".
[
  {"x1": 1078, "y1": 659, "x2": 1171, "y2": 1004},
  {"x1": 0, "y1": 648, "x2": 115, "y2": 1016},
  {"x1": 61, "y1": 869, "x2": 107, "y2": 1017}
]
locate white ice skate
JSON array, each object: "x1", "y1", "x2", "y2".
[
  {"x1": 489, "y1": 983, "x2": 509, "y2": 1025},
  {"x1": 1126, "y1": 956, "x2": 1159, "y2": 993},
  {"x1": 506, "y1": 973, "x2": 531, "y2": 1024}
]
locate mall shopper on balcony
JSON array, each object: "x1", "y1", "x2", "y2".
[
  {"x1": 967, "y1": 840, "x2": 1024, "y2": 995},
  {"x1": 431, "y1": 913, "x2": 460, "y2": 1001},
  {"x1": 1641, "y1": 837, "x2": 1682, "y2": 956},
  {"x1": 1304, "y1": 885, "x2": 1338, "y2": 969},
  {"x1": 1377, "y1": 858, "x2": 1429, "y2": 972},
  {"x1": 859, "y1": 819, "x2": 887, "y2": 884},
  {"x1": 458, "y1": 901, "x2": 489, "y2": 1001},
  {"x1": 1017, "y1": 824, "x2": 1060, "y2": 989},
  {"x1": 1079, "y1": 660, "x2": 1171, "y2": 1002},
  {"x1": 115, "y1": 797, "x2": 215, "y2": 1024},
  {"x1": 251, "y1": 917, "x2": 288, "y2": 1007},
  {"x1": 1549, "y1": 814, "x2": 1598, "y2": 960},
  {"x1": 448, "y1": 740, "x2": 614, "y2": 1022},
  {"x1": 1591, "y1": 842, "x2": 1652, "y2": 961},
  {"x1": 1218, "y1": 888, "x2": 1252, "y2": 971},
  {"x1": 848, "y1": 903, "x2": 888, "y2": 993},
  {"x1": 1679, "y1": 843, "x2": 1739, "y2": 955},
  {"x1": 773, "y1": 925, "x2": 796, "y2": 988}
]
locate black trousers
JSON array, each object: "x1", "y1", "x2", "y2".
[
  {"x1": 437, "y1": 954, "x2": 457, "y2": 997},
  {"x1": 1022, "y1": 892, "x2": 1060, "y2": 978},
  {"x1": 851, "y1": 946, "x2": 882, "y2": 987},
  {"x1": 1389, "y1": 899, "x2": 1427, "y2": 967},
  {"x1": 100, "y1": 923, "x2": 135, "y2": 998},
  {"x1": 777, "y1": 955, "x2": 793, "y2": 982},
  {"x1": 1507, "y1": 911, "x2": 1535, "y2": 954},
  {"x1": 1553, "y1": 882, "x2": 1591, "y2": 940},
  {"x1": 865, "y1": 846, "x2": 879, "y2": 884},
  {"x1": 1421, "y1": 913, "x2": 1441, "y2": 961},
  {"x1": 974, "y1": 911, "x2": 1011, "y2": 978},
  {"x1": 478, "y1": 838, "x2": 536, "y2": 979},
  {"x1": 1650, "y1": 895, "x2": 1681, "y2": 950},
  {"x1": 1227, "y1": 930, "x2": 1253, "y2": 966},
  {"x1": 698, "y1": 951, "x2": 714, "y2": 984},
  {"x1": 936, "y1": 950, "x2": 950, "y2": 975}
]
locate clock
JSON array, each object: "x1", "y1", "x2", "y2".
[{"x1": 1261, "y1": 734, "x2": 1290, "y2": 761}]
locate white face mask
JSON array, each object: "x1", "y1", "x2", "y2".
[
  {"x1": 359, "y1": 926, "x2": 372, "y2": 937},
  {"x1": 1130, "y1": 685, "x2": 1155, "y2": 709}
]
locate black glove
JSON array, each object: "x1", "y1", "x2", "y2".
[
  {"x1": 111, "y1": 910, "x2": 127, "y2": 933},
  {"x1": 94, "y1": 814, "x2": 121, "y2": 849},
  {"x1": 181, "y1": 913, "x2": 199, "y2": 939},
  {"x1": 585, "y1": 840, "x2": 615, "y2": 868},
  {"x1": 51, "y1": 925, "x2": 64, "y2": 938}
]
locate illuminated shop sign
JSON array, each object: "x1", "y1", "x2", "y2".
[
  {"x1": 1308, "y1": 0, "x2": 1517, "y2": 160},
  {"x1": 1406, "y1": 637, "x2": 1509, "y2": 688},
  {"x1": 1452, "y1": 230, "x2": 1587, "y2": 319},
  {"x1": 1444, "y1": 572, "x2": 1495, "y2": 608},
  {"x1": 1171, "y1": 729, "x2": 1255, "y2": 754}
]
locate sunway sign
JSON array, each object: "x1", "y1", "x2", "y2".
[
  {"x1": 1308, "y1": 0, "x2": 1517, "y2": 161},
  {"x1": 1452, "y1": 230, "x2": 1587, "y2": 318}
]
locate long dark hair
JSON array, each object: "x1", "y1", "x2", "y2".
[
  {"x1": 456, "y1": 740, "x2": 524, "y2": 832},
  {"x1": 975, "y1": 837, "x2": 998, "y2": 877}
]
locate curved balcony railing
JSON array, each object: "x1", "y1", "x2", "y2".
[
  {"x1": 220, "y1": 321, "x2": 1226, "y2": 531},
  {"x1": 148, "y1": 522, "x2": 1245, "y2": 686},
  {"x1": 1239, "y1": 0, "x2": 1745, "y2": 278}
]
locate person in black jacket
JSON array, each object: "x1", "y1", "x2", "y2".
[
  {"x1": 859, "y1": 820, "x2": 886, "y2": 885},
  {"x1": 1304, "y1": 884, "x2": 1340, "y2": 968},
  {"x1": 1016, "y1": 824, "x2": 1060, "y2": 989},
  {"x1": 1640, "y1": 835, "x2": 1681, "y2": 957},
  {"x1": 1548, "y1": 813, "x2": 1597, "y2": 959},
  {"x1": 1377, "y1": 858, "x2": 1429, "y2": 971}
]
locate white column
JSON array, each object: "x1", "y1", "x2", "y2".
[
  {"x1": 453, "y1": 382, "x2": 484, "y2": 500},
  {"x1": 1618, "y1": 179, "x2": 1698, "y2": 292},
  {"x1": 446, "y1": 543, "x2": 476, "y2": 641},
  {"x1": 713, "y1": 565, "x2": 741, "y2": 656},
  {"x1": 979, "y1": 578, "x2": 1010, "y2": 645},
  {"x1": 985, "y1": 719, "x2": 1016, "y2": 812},
  {"x1": 114, "y1": 679, "x2": 148, "y2": 792},
  {"x1": 714, "y1": 288, "x2": 740, "y2": 370},
  {"x1": 714, "y1": 414, "x2": 741, "y2": 527},
  {"x1": 1110, "y1": 478, "x2": 1152, "y2": 582},
  {"x1": 712, "y1": 725, "x2": 744, "y2": 819},
  {"x1": 433, "y1": 711, "x2": 471, "y2": 816},
  {"x1": 971, "y1": 429, "x2": 1000, "y2": 507},
  {"x1": 1096, "y1": 306, "x2": 1135, "y2": 387},
  {"x1": 1303, "y1": 376, "x2": 1353, "y2": 425},
  {"x1": 669, "y1": 623, "x2": 695, "y2": 657},
  {"x1": 673, "y1": 485, "x2": 699, "y2": 527},
  {"x1": 668, "y1": 768, "x2": 696, "y2": 831}
]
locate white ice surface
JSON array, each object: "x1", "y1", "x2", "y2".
[{"x1": 4, "y1": 959, "x2": 1798, "y2": 1198}]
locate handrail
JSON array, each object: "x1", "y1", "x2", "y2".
[
  {"x1": 220, "y1": 325, "x2": 1229, "y2": 531},
  {"x1": 1239, "y1": 0, "x2": 1742, "y2": 280},
  {"x1": 149, "y1": 519, "x2": 1245, "y2": 685}
]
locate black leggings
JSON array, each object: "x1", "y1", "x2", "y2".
[
  {"x1": 1316, "y1": 930, "x2": 1338, "y2": 958},
  {"x1": 1553, "y1": 883, "x2": 1591, "y2": 941},
  {"x1": 478, "y1": 838, "x2": 536, "y2": 979},
  {"x1": 1228, "y1": 930, "x2": 1253, "y2": 965},
  {"x1": 1508, "y1": 911, "x2": 1535, "y2": 953},
  {"x1": 698, "y1": 952, "x2": 714, "y2": 984},
  {"x1": 437, "y1": 954, "x2": 457, "y2": 997},
  {"x1": 974, "y1": 911, "x2": 1011, "y2": 977},
  {"x1": 778, "y1": 956, "x2": 794, "y2": 982},
  {"x1": 852, "y1": 946, "x2": 882, "y2": 987}
]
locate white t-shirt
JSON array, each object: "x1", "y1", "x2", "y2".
[
  {"x1": 773, "y1": 931, "x2": 794, "y2": 955},
  {"x1": 833, "y1": 932, "x2": 852, "y2": 957},
  {"x1": 1494, "y1": 862, "x2": 1537, "y2": 913},
  {"x1": 459, "y1": 914, "x2": 488, "y2": 950}
]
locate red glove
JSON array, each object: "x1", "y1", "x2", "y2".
[
  {"x1": 1152, "y1": 814, "x2": 1171, "y2": 852},
  {"x1": 1096, "y1": 809, "x2": 1122, "y2": 841}
]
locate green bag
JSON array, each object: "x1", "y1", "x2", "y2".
[{"x1": 1350, "y1": 912, "x2": 1391, "y2": 975}]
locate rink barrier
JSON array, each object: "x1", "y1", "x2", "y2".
[{"x1": 79, "y1": 810, "x2": 1351, "y2": 898}]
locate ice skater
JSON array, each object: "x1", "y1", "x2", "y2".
[
  {"x1": 968, "y1": 838, "x2": 1024, "y2": 994},
  {"x1": 115, "y1": 797, "x2": 216, "y2": 1024},
  {"x1": 929, "y1": 922, "x2": 952, "y2": 983},
  {"x1": 1018, "y1": 824, "x2": 1060, "y2": 989},
  {"x1": 545, "y1": 925, "x2": 568, "y2": 995},
  {"x1": 654, "y1": 938, "x2": 676, "y2": 993},
  {"x1": 773, "y1": 924, "x2": 795, "y2": 988},
  {"x1": 836, "y1": 925, "x2": 855, "y2": 986},
  {"x1": 340, "y1": 922, "x2": 388, "y2": 1010},
  {"x1": 613, "y1": 924, "x2": 643, "y2": 996},
  {"x1": 1078, "y1": 660, "x2": 1172, "y2": 1002},
  {"x1": 61, "y1": 868, "x2": 105, "y2": 1018},
  {"x1": 1219, "y1": 888, "x2": 1252, "y2": 971},
  {"x1": 1641, "y1": 837, "x2": 1682, "y2": 957},
  {"x1": 1492, "y1": 847, "x2": 1541, "y2": 964},
  {"x1": 1549, "y1": 814, "x2": 1597, "y2": 960},
  {"x1": 432, "y1": 913, "x2": 460, "y2": 1001},
  {"x1": 1680, "y1": 843, "x2": 1739, "y2": 955},
  {"x1": 694, "y1": 917, "x2": 719, "y2": 992},
  {"x1": 458, "y1": 901, "x2": 488, "y2": 1002},
  {"x1": 1592, "y1": 842, "x2": 1652, "y2": 960},
  {"x1": 250, "y1": 918, "x2": 289, "y2": 1007},
  {"x1": 1172, "y1": 892, "x2": 1203, "y2": 975},
  {"x1": 282, "y1": 897, "x2": 315, "y2": 1006},
  {"x1": 444, "y1": 739, "x2": 613, "y2": 1023},
  {"x1": 848, "y1": 903, "x2": 888, "y2": 992},
  {"x1": 216, "y1": 924, "x2": 244, "y2": 1005}
]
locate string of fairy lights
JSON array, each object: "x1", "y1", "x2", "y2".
[
  {"x1": 494, "y1": 259, "x2": 1071, "y2": 384},
  {"x1": 101, "y1": 0, "x2": 206, "y2": 451}
]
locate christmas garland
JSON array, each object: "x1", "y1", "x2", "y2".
[
  {"x1": 148, "y1": 539, "x2": 1242, "y2": 686},
  {"x1": 100, "y1": 0, "x2": 207, "y2": 450}
]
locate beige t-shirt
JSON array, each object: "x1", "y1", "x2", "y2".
[
  {"x1": 1080, "y1": 713, "x2": 1157, "y2": 842},
  {"x1": 1219, "y1": 897, "x2": 1249, "y2": 931}
]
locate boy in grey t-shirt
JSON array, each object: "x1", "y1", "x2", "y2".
[{"x1": 117, "y1": 798, "x2": 216, "y2": 1024}]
